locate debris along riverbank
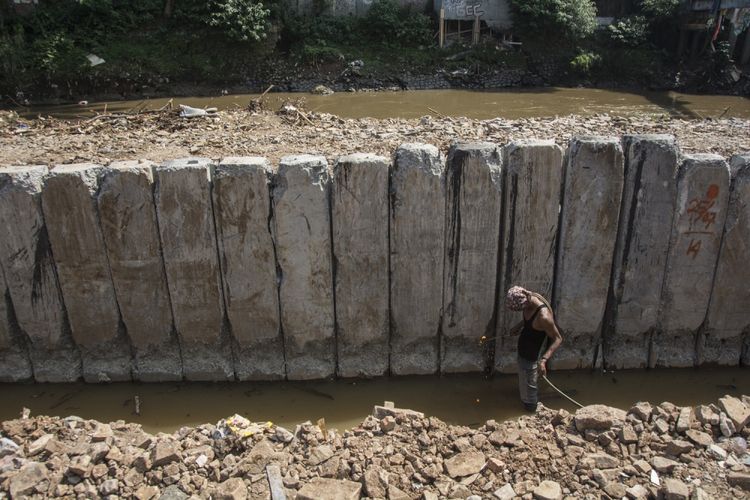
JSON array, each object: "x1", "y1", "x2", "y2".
[
  {"x1": 1, "y1": 397, "x2": 749, "y2": 499},
  {"x1": 1, "y1": 106, "x2": 748, "y2": 168}
]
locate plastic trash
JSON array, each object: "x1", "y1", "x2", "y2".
[
  {"x1": 650, "y1": 469, "x2": 660, "y2": 486},
  {"x1": 179, "y1": 105, "x2": 208, "y2": 118},
  {"x1": 213, "y1": 414, "x2": 273, "y2": 440},
  {"x1": 87, "y1": 54, "x2": 105, "y2": 67}
]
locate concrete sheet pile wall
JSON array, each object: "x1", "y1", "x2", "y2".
[
  {"x1": 0, "y1": 136, "x2": 747, "y2": 383},
  {"x1": 41, "y1": 164, "x2": 129, "y2": 382},
  {"x1": 656, "y1": 155, "x2": 730, "y2": 368},
  {"x1": 98, "y1": 161, "x2": 181, "y2": 382},
  {"x1": 273, "y1": 155, "x2": 335, "y2": 380},
  {"x1": 495, "y1": 140, "x2": 563, "y2": 373},
  {"x1": 699, "y1": 154, "x2": 750, "y2": 366},
  {"x1": 214, "y1": 157, "x2": 284, "y2": 381},
  {"x1": 603, "y1": 135, "x2": 678, "y2": 369},
  {"x1": 553, "y1": 137, "x2": 624, "y2": 370},
  {"x1": 332, "y1": 154, "x2": 390, "y2": 378},
  {"x1": 390, "y1": 144, "x2": 445, "y2": 376},
  {"x1": 442, "y1": 143, "x2": 503, "y2": 374},
  {"x1": 155, "y1": 159, "x2": 232, "y2": 381},
  {"x1": 0, "y1": 266, "x2": 32, "y2": 382},
  {"x1": 0, "y1": 166, "x2": 77, "y2": 382}
]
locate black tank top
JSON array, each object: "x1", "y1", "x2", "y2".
[{"x1": 517, "y1": 304, "x2": 548, "y2": 362}]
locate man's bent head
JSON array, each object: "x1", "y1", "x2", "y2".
[{"x1": 506, "y1": 286, "x2": 529, "y2": 311}]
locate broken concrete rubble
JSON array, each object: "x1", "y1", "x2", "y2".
[{"x1": 1, "y1": 394, "x2": 748, "y2": 499}]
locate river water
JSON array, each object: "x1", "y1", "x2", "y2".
[
  {"x1": 0, "y1": 368, "x2": 746, "y2": 433},
  {"x1": 19, "y1": 88, "x2": 750, "y2": 120}
]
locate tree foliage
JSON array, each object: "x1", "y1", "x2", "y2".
[
  {"x1": 606, "y1": 15, "x2": 649, "y2": 47},
  {"x1": 512, "y1": 0, "x2": 598, "y2": 42},
  {"x1": 206, "y1": 0, "x2": 270, "y2": 42},
  {"x1": 639, "y1": 0, "x2": 680, "y2": 18}
]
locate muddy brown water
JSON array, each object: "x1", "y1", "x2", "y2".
[
  {"x1": 18, "y1": 88, "x2": 750, "y2": 120},
  {"x1": 0, "y1": 368, "x2": 746, "y2": 433}
]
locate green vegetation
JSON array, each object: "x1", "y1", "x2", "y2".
[
  {"x1": 0, "y1": 0, "x2": 740, "y2": 101},
  {"x1": 0, "y1": 0, "x2": 442, "y2": 98},
  {"x1": 206, "y1": 0, "x2": 271, "y2": 42},
  {"x1": 510, "y1": 0, "x2": 597, "y2": 43}
]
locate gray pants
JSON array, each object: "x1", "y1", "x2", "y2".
[{"x1": 517, "y1": 356, "x2": 538, "y2": 409}]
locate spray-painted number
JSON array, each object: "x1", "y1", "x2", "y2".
[{"x1": 685, "y1": 184, "x2": 720, "y2": 259}]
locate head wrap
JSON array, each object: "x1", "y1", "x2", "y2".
[{"x1": 505, "y1": 286, "x2": 529, "y2": 311}]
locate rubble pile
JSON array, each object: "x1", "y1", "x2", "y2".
[
  {"x1": 1, "y1": 395, "x2": 749, "y2": 499},
  {"x1": 0, "y1": 108, "x2": 748, "y2": 167}
]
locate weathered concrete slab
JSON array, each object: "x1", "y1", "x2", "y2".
[
  {"x1": 657, "y1": 154, "x2": 730, "y2": 367},
  {"x1": 155, "y1": 158, "x2": 232, "y2": 381},
  {"x1": 273, "y1": 155, "x2": 335, "y2": 380},
  {"x1": 332, "y1": 153, "x2": 390, "y2": 378},
  {"x1": 214, "y1": 157, "x2": 283, "y2": 380},
  {"x1": 0, "y1": 266, "x2": 32, "y2": 382},
  {"x1": 699, "y1": 154, "x2": 750, "y2": 366},
  {"x1": 553, "y1": 137, "x2": 624, "y2": 370},
  {"x1": 42, "y1": 164, "x2": 129, "y2": 382},
  {"x1": 390, "y1": 143, "x2": 445, "y2": 375},
  {"x1": 98, "y1": 161, "x2": 181, "y2": 381},
  {"x1": 442, "y1": 143, "x2": 503, "y2": 373},
  {"x1": 0, "y1": 166, "x2": 79, "y2": 381},
  {"x1": 603, "y1": 136, "x2": 679, "y2": 369},
  {"x1": 494, "y1": 140, "x2": 563, "y2": 373}
]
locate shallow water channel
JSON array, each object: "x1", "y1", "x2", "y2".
[
  {"x1": 19, "y1": 88, "x2": 750, "y2": 120},
  {"x1": 0, "y1": 368, "x2": 746, "y2": 433}
]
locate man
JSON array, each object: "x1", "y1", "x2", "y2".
[{"x1": 505, "y1": 286, "x2": 563, "y2": 411}]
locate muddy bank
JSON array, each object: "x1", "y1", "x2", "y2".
[
  {"x1": 1, "y1": 395, "x2": 749, "y2": 499},
  {"x1": 1, "y1": 108, "x2": 749, "y2": 167}
]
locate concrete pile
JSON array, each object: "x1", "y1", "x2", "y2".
[
  {"x1": 1, "y1": 395, "x2": 749, "y2": 499},
  {"x1": 0, "y1": 140, "x2": 748, "y2": 383}
]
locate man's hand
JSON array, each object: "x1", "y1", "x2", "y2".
[{"x1": 538, "y1": 359, "x2": 547, "y2": 376}]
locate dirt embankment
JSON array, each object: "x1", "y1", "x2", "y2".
[
  {"x1": 1, "y1": 396, "x2": 749, "y2": 499},
  {"x1": 1, "y1": 108, "x2": 748, "y2": 168}
]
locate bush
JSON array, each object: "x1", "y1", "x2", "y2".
[
  {"x1": 362, "y1": 0, "x2": 432, "y2": 46},
  {"x1": 606, "y1": 15, "x2": 649, "y2": 47},
  {"x1": 279, "y1": 0, "x2": 432, "y2": 52},
  {"x1": 512, "y1": 0, "x2": 598, "y2": 43},
  {"x1": 569, "y1": 51, "x2": 601, "y2": 75},
  {"x1": 640, "y1": 0, "x2": 680, "y2": 18},
  {"x1": 206, "y1": 0, "x2": 271, "y2": 42}
]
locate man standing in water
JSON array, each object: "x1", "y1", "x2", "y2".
[{"x1": 505, "y1": 286, "x2": 563, "y2": 411}]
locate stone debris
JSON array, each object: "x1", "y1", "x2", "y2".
[
  {"x1": 0, "y1": 109, "x2": 747, "y2": 168},
  {"x1": 574, "y1": 404, "x2": 627, "y2": 431},
  {"x1": 532, "y1": 480, "x2": 562, "y2": 500},
  {"x1": 0, "y1": 395, "x2": 748, "y2": 499},
  {"x1": 719, "y1": 396, "x2": 750, "y2": 429}
]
